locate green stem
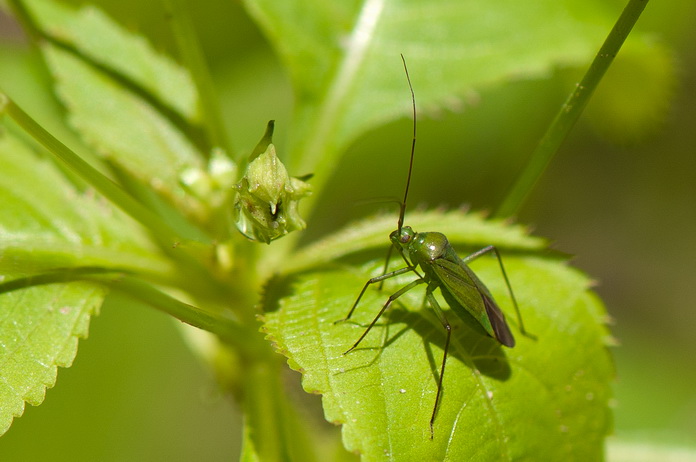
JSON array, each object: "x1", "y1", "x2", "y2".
[
  {"x1": 163, "y1": 0, "x2": 233, "y2": 158},
  {"x1": 2, "y1": 93, "x2": 210, "y2": 245},
  {"x1": 494, "y1": 0, "x2": 650, "y2": 218},
  {"x1": 241, "y1": 359, "x2": 318, "y2": 461},
  {"x1": 110, "y1": 276, "x2": 265, "y2": 356},
  {"x1": 0, "y1": 267, "x2": 263, "y2": 357}
]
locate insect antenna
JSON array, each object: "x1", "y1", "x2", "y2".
[
  {"x1": 397, "y1": 53, "x2": 417, "y2": 232},
  {"x1": 378, "y1": 55, "x2": 418, "y2": 284}
]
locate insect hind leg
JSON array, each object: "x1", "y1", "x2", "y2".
[
  {"x1": 461, "y1": 245, "x2": 532, "y2": 338},
  {"x1": 424, "y1": 288, "x2": 452, "y2": 439}
]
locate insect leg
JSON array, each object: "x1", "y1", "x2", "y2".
[
  {"x1": 379, "y1": 243, "x2": 422, "y2": 290},
  {"x1": 343, "y1": 277, "x2": 425, "y2": 355},
  {"x1": 461, "y1": 245, "x2": 530, "y2": 337},
  {"x1": 337, "y1": 265, "x2": 415, "y2": 323},
  {"x1": 376, "y1": 245, "x2": 395, "y2": 291},
  {"x1": 425, "y1": 288, "x2": 451, "y2": 439}
]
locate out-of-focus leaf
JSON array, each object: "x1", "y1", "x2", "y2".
[
  {"x1": 21, "y1": 0, "x2": 200, "y2": 121},
  {"x1": 607, "y1": 440, "x2": 696, "y2": 462},
  {"x1": 41, "y1": 44, "x2": 207, "y2": 219},
  {"x1": 244, "y1": 0, "x2": 619, "y2": 190},
  {"x1": 263, "y1": 210, "x2": 614, "y2": 460},
  {"x1": 18, "y1": 0, "x2": 209, "y2": 220}
]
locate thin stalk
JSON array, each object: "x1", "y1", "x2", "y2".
[
  {"x1": 0, "y1": 267, "x2": 264, "y2": 357},
  {"x1": 2, "y1": 93, "x2": 210, "y2": 245},
  {"x1": 495, "y1": 0, "x2": 650, "y2": 218},
  {"x1": 109, "y1": 276, "x2": 265, "y2": 356},
  {"x1": 163, "y1": 0, "x2": 233, "y2": 158}
]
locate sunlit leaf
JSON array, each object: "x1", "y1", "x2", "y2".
[
  {"x1": 21, "y1": 0, "x2": 200, "y2": 121},
  {"x1": 0, "y1": 132, "x2": 173, "y2": 278},
  {"x1": 263, "y1": 211, "x2": 614, "y2": 460}
]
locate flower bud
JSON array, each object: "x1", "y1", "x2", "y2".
[{"x1": 234, "y1": 121, "x2": 311, "y2": 243}]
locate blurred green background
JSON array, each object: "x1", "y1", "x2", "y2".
[{"x1": 1, "y1": 0, "x2": 694, "y2": 459}]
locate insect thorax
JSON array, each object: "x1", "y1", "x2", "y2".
[
  {"x1": 390, "y1": 226, "x2": 450, "y2": 267},
  {"x1": 410, "y1": 231, "x2": 450, "y2": 262}
]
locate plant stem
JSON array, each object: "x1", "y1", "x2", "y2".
[
  {"x1": 241, "y1": 359, "x2": 319, "y2": 461},
  {"x1": 110, "y1": 276, "x2": 266, "y2": 356},
  {"x1": 494, "y1": 0, "x2": 650, "y2": 218},
  {"x1": 163, "y1": 0, "x2": 233, "y2": 159}
]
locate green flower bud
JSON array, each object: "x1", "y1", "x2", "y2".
[{"x1": 234, "y1": 121, "x2": 311, "y2": 243}]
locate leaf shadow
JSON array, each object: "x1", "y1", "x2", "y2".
[
  {"x1": 387, "y1": 306, "x2": 512, "y2": 382},
  {"x1": 260, "y1": 272, "x2": 298, "y2": 314},
  {"x1": 333, "y1": 320, "x2": 414, "y2": 374}
]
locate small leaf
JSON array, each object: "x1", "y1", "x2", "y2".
[
  {"x1": 263, "y1": 211, "x2": 613, "y2": 460},
  {"x1": 19, "y1": 0, "x2": 211, "y2": 221},
  {"x1": 0, "y1": 281, "x2": 105, "y2": 436},
  {"x1": 41, "y1": 44, "x2": 207, "y2": 220}
]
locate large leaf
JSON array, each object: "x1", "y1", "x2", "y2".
[
  {"x1": 0, "y1": 133, "x2": 173, "y2": 278},
  {"x1": 263, "y1": 210, "x2": 614, "y2": 460},
  {"x1": 245, "y1": 0, "x2": 618, "y2": 191},
  {"x1": 0, "y1": 131, "x2": 170, "y2": 435}
]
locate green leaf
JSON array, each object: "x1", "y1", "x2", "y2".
[
  {"x1": 0, "y1": 131, "x2": 170, "y2": 436},
  {"x1": 19, "y1": 0, "x2": 210, "y2": 221},
  {"x1": 41, "y1": 45, "x2": 207, "y2": 219},
  {"x1": 607, "y1": 440, "x2": 696, "y2": 462},
  {"x1": 263, "y1": 211, "x2": 613, "y2": 460},
  {"x1": 284, "y1": 210, "x2": 547, "y2": 273},
  {"x1": 0, "y1": 281, "x2": 105, "y2": 436},
  {"x1": 0, "y1": 132, "x2": 173, "y2": 278},
  {"x1": 244, "y1": 0, "x2": 618, "y2": 195},
  {"x1": 21, "y1": 0, "x2": 200, "y2": 122}
]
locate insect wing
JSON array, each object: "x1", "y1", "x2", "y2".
[{"x1": 431, "y1": 257, "x2": 515, "y2": 347}]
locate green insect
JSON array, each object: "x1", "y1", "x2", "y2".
[{"x1": 337, "y1": 55, "x2": 530, "y2": 438}]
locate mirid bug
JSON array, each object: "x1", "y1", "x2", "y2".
[{"x1": 337, "y1": 55, "x2": 530, "y2": 438}]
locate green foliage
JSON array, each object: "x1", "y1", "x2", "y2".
[
  {"x1": 244, "y1": 0, "x2": 617, "y2": 195},
  {"x1": 263, "y1": 211, "x2": 613, "y2": 460},
  {"x1": 0, "y1": 133, "x2": 155, "y2": 434},
  {"x1": 0, "y1": 0, "x2": 658, "y2": 458}
]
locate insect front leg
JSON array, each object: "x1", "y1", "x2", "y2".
[
  {"x1": 462, "y1": 245, "x2": 530, "y2": 338},
  {"x1": 377, "y1": 243, "x2": 422, "y2": 291},
  {"x1": 336, "y1": 265, "x2": 415, "y2": 324},
  {"x1": 343, "y1": 276, "x2": 425, "y2": 355}
]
